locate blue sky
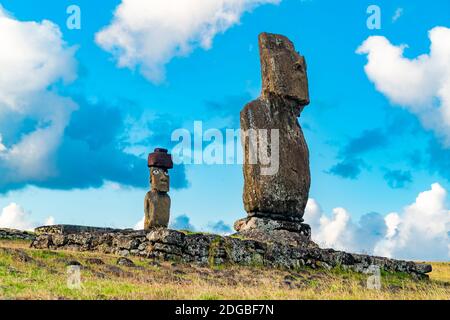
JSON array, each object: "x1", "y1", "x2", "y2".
[{"x1": 0, "y1": 0, "x2": 449, "y2": 260}]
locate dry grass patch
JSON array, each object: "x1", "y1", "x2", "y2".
[{"x1": 0, "y1": 240, "x2": 449, "y2": 300}]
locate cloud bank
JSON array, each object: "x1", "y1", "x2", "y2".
[
  {"x1": 357, "y1": 26, "x2": 450, "y2": 144},
  {"x1": 304, "y1": 183, "x2": 450, "y2": 261},
  {"x1": 134, "y1": 213, "x2": 233, "y2": 235},
  {"x1": 96, "y1": 0, "x2": 280, "y2": 83},
  {"x1": 0, "y1": 6, "x2": 77, "y2": 191},
  {"x1": 0, "y1": 203, "x2": 54, "y2": 231},
  {"x1": 0, "y1": 8, "x2": 188, "y2": 193}
]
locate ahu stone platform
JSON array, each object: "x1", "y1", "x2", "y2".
[
  {"x1": 30, "y1": 224, "x2": 432, "y2": 278},
  {"x1": 1, "y1": 228, "x2": 36, "y2": 241}
]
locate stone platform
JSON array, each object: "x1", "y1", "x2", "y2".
[
  {"x1": 34, "y1": 224, "x2": 124, "y2": 235},
  {"x1": 0, "y1": 228, "x2": 36, "y2": 241},
  {"x1": 30, "y1": 225, "x2": 432, "y2": 278}
]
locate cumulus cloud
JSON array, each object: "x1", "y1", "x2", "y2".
[
  {"x1": 0, "y1": 7, "x2": 76, "y2": 108},
  {"x1": 0, "y1": 7, "x2": 188, "y2": 193},
  {"x1": 0, "y1": 7, "x2": 77, "y2": 191},
  {"x1": 134, "y1": 215, "x2": 233, "y2": 235},
  {"x1": 95, "y1": 0, "x2": 280, "y2": 83},
  {"x1": 134, "y1": 216, "x2": 145, "y2": 230},
  {"x1": 357, "y1": 27, "x2": 450, "y2": 144},
  {"x1": 304, "y1": 199, "x2": 386, "y2": 254},
  {"x1": 304, "y1": 184, "x2": 450, "y2": 261},
  {"x1": 0, "y1": 203, "x2": 55, "y2": 231},
  {"x1": 170, "y1": 214, "x2": 196, "y2": 231},
  {"x1": 208, "y1": 220, "x2": 233, "y2": 235},
  {"x1": 374, "y1": 183, "x2": 450, "y2": 261}
]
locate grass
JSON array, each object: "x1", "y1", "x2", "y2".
[{"x1": 0, "y1": 240, "x2": 449, "y2": 300}]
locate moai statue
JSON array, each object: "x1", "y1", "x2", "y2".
[
  {"x1": 240, "y1": 32, "x2": 311, "y2": 223},
  {"x1": 234, "y1": 33, "x2": 315, "y2": 247},
  {"x1": 144, "y1": 148, "x2": 173, "y2": 230}
]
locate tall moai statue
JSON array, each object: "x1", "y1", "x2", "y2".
[
  {"x1": 236, "y1": 32, "x2": 311, "y2": 235},
  {"x1": 144, "y1": 148, "x2": 173, "y2": 230}
]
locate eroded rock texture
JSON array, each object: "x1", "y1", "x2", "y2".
[
  {"x1": 145, "y1": 148, "x2": 173, "y2": 229},
  {"x1": 0, "y1": 228, "x2": 35, "y2": 241},
  {"x1": 30, "y1": 228, "x2": 432, "y2": 278},
  {"x1": 241, "y1": 32, "x2": 310, "y2": 223},
  {"x1": 35, "y1": 225, "x2": 122, "y2": 235},
  {"x1": 234, "y1": 217, "x2": 316, "y2": 248}
]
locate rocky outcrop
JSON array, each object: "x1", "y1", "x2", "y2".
[
  {"x1": 30, "y1": 228, "x2": 432, "y2": 278},
  {"x1": 0, "y1": 228, "x2": 35, "y2": 241},
  {"x1": 241, "y1": 32, "x2": 310, "y2": 224}
]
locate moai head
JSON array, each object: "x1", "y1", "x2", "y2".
[
  {"x1": 259, "y1": 32, "x2": 310, "y2": 115},
  {"x1": 150, "y1": 167, "x2": 169, "y2": 192},
  {"x1": 148, "y1": 148, "x2": 173, "y2": 193}
]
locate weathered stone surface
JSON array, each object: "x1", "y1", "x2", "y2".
[
  {"x1": 234, "y1": 217, "x2": 316, "y2": 248},
  {"x1": 0, "y1": 228, "x2": 35, "y2": 241},
  {"x1": 34, "y1": 225, "x2": 122, "y2": 235},
  {"x1": 30, "y1": 228, "x2": 432, "y2": 277},
  {"x1": 144, "y1": 149, "x2": 173, "y2": 229},
  {"x1": 85, "y1": 258, "x2": 105, "y2": 265},
  {"x1": 241, "y1": 33, "x2": 310, "y2": 222},
  {"x1": 144, "y1": 190, "x2": 170, "y2": 229},
  {"x1": 259, "y1": 32, "x2": 309, "y2": 105},
  {"x1": 117, "y1": 257, "x2": 135, "y2": 267},
  {"x1": 148, "y1": 148, "x2": 174, "y2": 170}
]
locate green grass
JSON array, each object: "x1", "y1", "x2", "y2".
[{"x1": 0, "y1": 240, "x2": 449, "y2": 300}]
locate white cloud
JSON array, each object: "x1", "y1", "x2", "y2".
[
  {"x1": 374, "y1": 183, "x2": 450, "y2": 261},
  {"x1": 357, "y1": 27, "x2": 450, "y2": 144},
  {"x1": 0, "y1": 134, "x2": 6, "y2": 152},
  {"x1": 0, "y1": 6, "x2": 76, "y2": 109},
  {"x1": 0, "y1": 203, "x2": 34, "y2": 230},
  {"x1": 0, "y1": 203, "x2": 55, "y2": 231},
  {"x1": 0, "y1": 6, "x2": 78, "y2": 185},
  {"x1": 384, "y1": 212, "x2": 401, "y2": 238},
  {"x1": 95, "y1": 0, "x2": 280, "y2": 83},
  {"x1": 44, "y1": 216, "x2": 56, "y2": 226},
  {"x1": 304, "y1": 183, "x2": 450, "y2": 261},
  {"x1": 305, "y1": 200, "x2": 386, "y2": 254},
  {"x1": 392, "y1": 8, "x2": 403, "y2": 22},
  {"x1": 134, "y1": 216, "x2": 144, "y2": 230}
]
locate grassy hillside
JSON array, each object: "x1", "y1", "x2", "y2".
[{"x1": 0, "y1": 239, "x2": 449, "y2": 300}]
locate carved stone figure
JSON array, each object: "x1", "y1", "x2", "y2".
[
  {"x1": 234, "y1": 33, "x2": 314, "y2": 247},
  {"x1": 144, "y1": 148, "x2": 173, "y2": 230},
  {"x1": 241, "y1": 32, "x2": 311, "y2": 223}
]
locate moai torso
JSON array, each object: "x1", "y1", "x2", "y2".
[
  {"x1": 144, "y1": 149, "x2": 173, "y2": 230},
  {"x1": 144, "y1": 190, "x2": 170, "y2": 229}
]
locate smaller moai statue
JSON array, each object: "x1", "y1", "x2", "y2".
[{"x1": 144, "y1": 148, "x2": 173, "y2": 230}]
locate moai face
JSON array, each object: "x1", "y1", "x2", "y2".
[
  {"x1": 150, "y1": 167, "x2": 170, "y2": 192},
  {"x1": 259, "y1": 32, "x2": 310, "y2": 112}
]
